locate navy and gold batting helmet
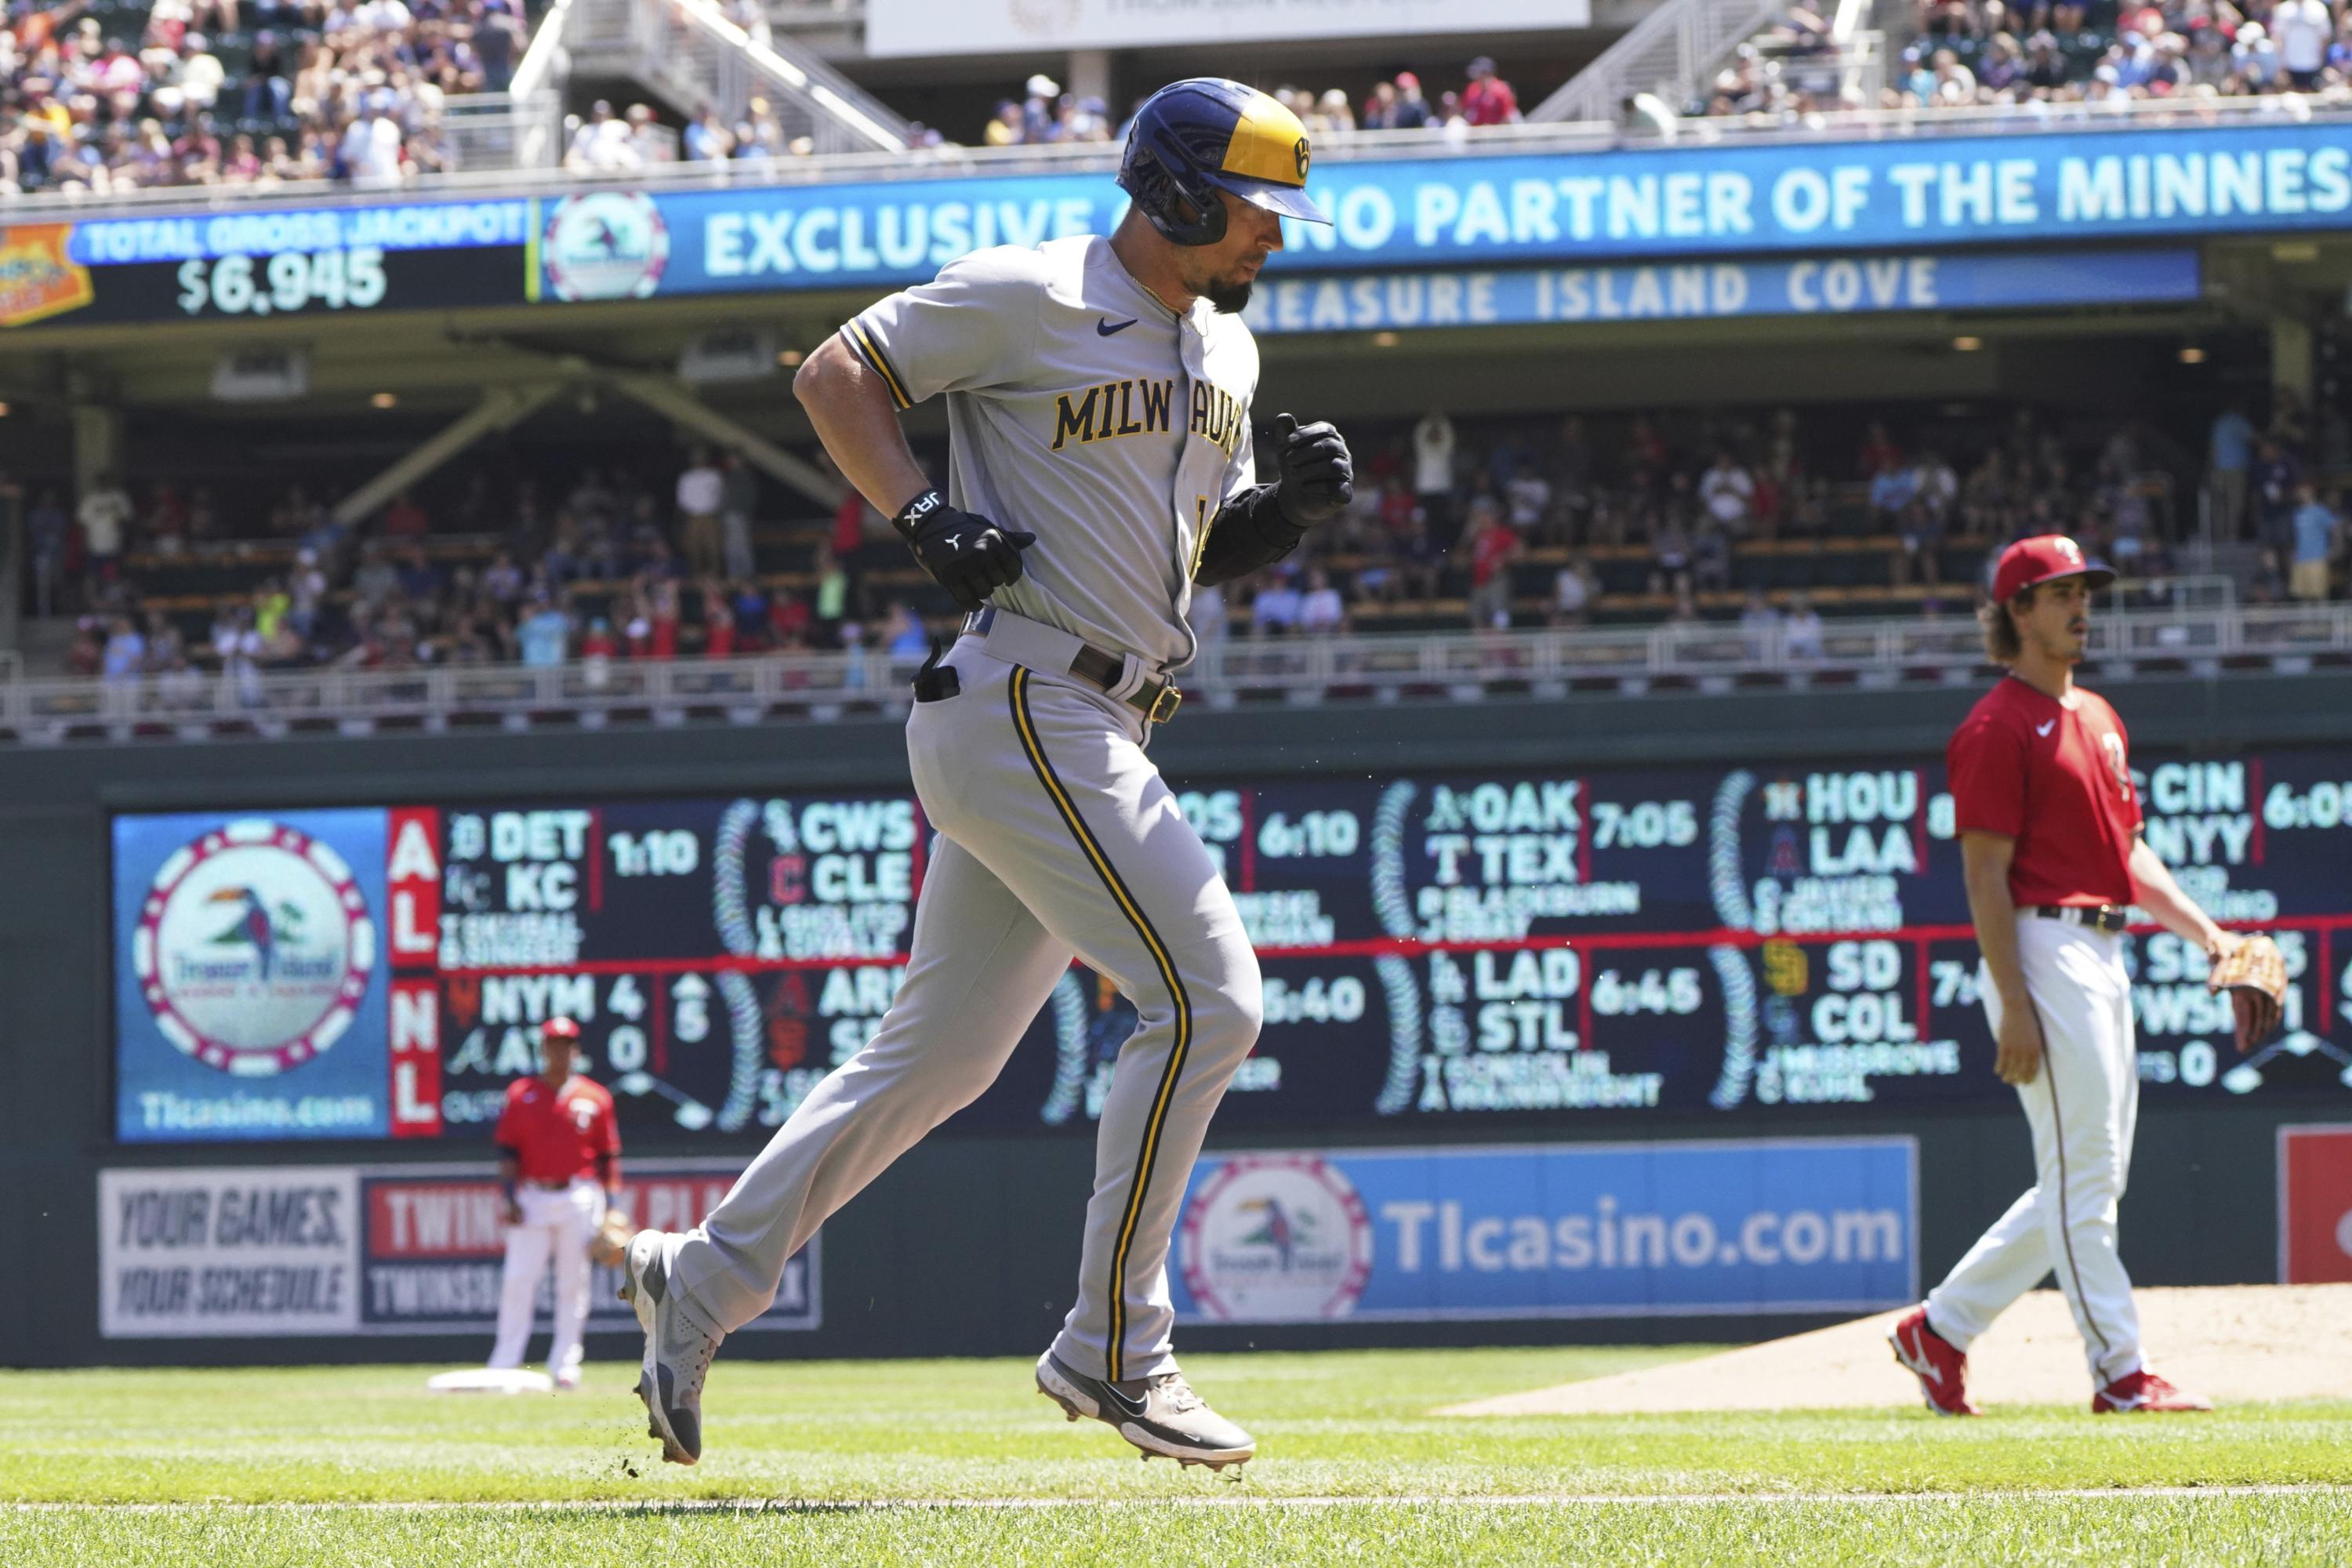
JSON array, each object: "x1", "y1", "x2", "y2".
[{"x1": 1119, "y1": 78, "x2": 1331, "y2": 246}]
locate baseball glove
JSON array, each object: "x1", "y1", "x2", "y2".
[
  {"x1": 589, "y1": 1207, "x2": 635, "y2": 1269},
  {"x1": 2206, "y1": 934, "x2": 2287, "y2": 1054}
]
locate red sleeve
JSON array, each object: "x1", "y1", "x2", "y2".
[
  {"x1": 492, "y1": 1082, "x2": 523, "y2": 1148},
  {"x1": 597, "y1": 1094, "x2": 621, "y2": 1156},
  {"x1": 1948, "y1": 710, "x2": 2027, "y2": 838}
]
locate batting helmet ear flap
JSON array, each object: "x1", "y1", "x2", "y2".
[{"x1": 1126, "y1": 135, "x2": 1228, "y2": 247}]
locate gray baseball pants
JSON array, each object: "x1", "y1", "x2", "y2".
[{"x1": 668, "y1": 625, "x2": 1261, "y2": 1382}]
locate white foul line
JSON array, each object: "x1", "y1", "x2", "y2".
[{"x1": 7, "y1": 1485, "x2": 2350, "y2": 1515}]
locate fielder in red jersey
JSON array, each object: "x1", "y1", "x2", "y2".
[
  {"x1": 1890, "y1": 535, "x2": 2256, "y2": 1417},
  {"x1": 487, "y1": 1017, "x2": 621, "y2": 1388}
]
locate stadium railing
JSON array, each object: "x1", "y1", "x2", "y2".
[
  {"x1": 9, "y1": 96, "x2": 2347, "y2": 218},
  {"x1": 9, "y1": 599, "x2": 2345, "y2": 745}
]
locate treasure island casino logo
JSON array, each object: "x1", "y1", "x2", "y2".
[
  {"x1": 0, "y1": 224, "x2": 93, "y2": 328},
  {"x1": 134, "y1": 820, "x2": 376, "y2": 1073}
]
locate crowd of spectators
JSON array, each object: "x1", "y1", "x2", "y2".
[
  {"x1": 1707, "y1": 0, "x2": 2352, "y2": 118},
  {"x1": 30, "y1": 0, "x2": 2352, "y2": 202},
  {"x1": 44, "y1": 448, "x2": 942, "y2": 702},
  {"x1": 1204, "y1": 393, "x2": 2342, "y2": 644},
  {"x1": 0, "y1": 0, "x2": 528, "y2": 193},
  {"x1": 23, "y1": 387, "x2": 2350, "y2": 698},
  {"x1": 2207, "y1": 389, "x2": 2352, "y2": 601},
  {"x1": 973, "y1": 58, "x2": 1523, "y2": 151}
]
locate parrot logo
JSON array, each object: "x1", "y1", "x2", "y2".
[
  {"x1": 136, "y1": 819, "x2": 376, "y2": 1078},
  {"x1": 1236, "y1": 1196, "x2": 1315, "y2": 1270},
  {"x1": 1178, "y1": 1156, "x2": 1373, "y2": 1322},
  {"x1": 203, "y1": 886, "x2": 303, "y2": 982}
]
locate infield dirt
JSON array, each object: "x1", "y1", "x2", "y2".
[{"x1": 1443, "y1": 1283, "x2": 2352, "y2": 1416}]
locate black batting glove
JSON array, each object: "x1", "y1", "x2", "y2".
[
  {"x1": 1270, "y1": 412, "x2": 1352, "y2": 528},
  {"x1": 891, "y1": 488, "x2": 1036, "y2": 613}
]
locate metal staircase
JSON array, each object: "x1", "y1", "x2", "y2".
[
  {"x1": 435, "y1": 0, "x2": 572, "y2": 170},
  {"x1": 434, "y1": 0, "x2": 906, "y2": 169},
  {"x1": 1530, "y1": 0, "x2": 1806, "y2": 123},
  {"x1": 568, "y1": 0, "x2": 908, "y2": 155}
]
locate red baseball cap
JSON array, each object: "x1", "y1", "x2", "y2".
[
  {"x1": 1991, "y1": 533, "x2": 2114, "y2": 602},
  {"x1": 543, "y1": 1017, "x2": 582, "y2": 1042}
]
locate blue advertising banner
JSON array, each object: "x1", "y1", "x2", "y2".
[
  {"x1": 67, "y1": 199, "x2": 532, "y2": 265},
  {"x1": 519, "y1": 121, "x2": 2352, "y2": 301},
  {"x1": 114, "y1": 811, "x2": 391, "y2": 1142},
  {"x1": 1239, "y1": 248, "x2": 2200, "y2": 334},
  {"x1": 43, "y1": 121, "x2": 2350, "y2": 311},
  {"x1": 1168, "y1": 1138, "x2": 1916, "y2": 1323},
  {"x1": 1276, "y1": 123, "x2": 2352, "y2": 267}
]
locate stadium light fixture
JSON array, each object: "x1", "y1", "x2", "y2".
[
  {"x1": 1951, "y1": 336, "x2": 1982, "y2": 352},
  {"x1": 371, "y1": 392, "x2": 398, "y2": 408},
  {"x1": 2179, "y1": 347, "x2": 2207, "y2": 365},
  {"x1": 681, "y1": 329, "x2": 779, "y2": 383}
]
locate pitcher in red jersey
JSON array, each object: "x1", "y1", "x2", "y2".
[{"x1": 1890, "y1": 535, "x2": 2253, "y2": 1417}]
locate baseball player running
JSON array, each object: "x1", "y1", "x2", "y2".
[
  {"x1": 1890, "y1": 535, "x2": 2256, "y2": 1415},
  {"x1": 622, "y1": 78, "x2": 1351, "y2": 1469},
  {"x1": 488, "y1": 1017, "x2": 621, "y2": 1390}
]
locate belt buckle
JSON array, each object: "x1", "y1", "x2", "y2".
[{"x1": 1145, "y1": 683, "x2": 1182, "y2": 724}]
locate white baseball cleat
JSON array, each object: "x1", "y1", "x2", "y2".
[
  {"x1": 1035, "y1": 1348, "x2": 1255, "y2": 1471},
  {"x1": 617, "y1": 1230, "x2": 721, "y2": 1465}
]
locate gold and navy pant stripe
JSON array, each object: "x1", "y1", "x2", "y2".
[
  {"x1": 841, "y1": 320, "x2": 912, "y2": 410},
  {"x1": 1008, "y1": 666, "x2": 1192, "y2": 1383}
]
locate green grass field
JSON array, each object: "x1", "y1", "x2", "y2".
[{"x1": 7, "y1": 1348, "x2": 2351, "y2": 1565}]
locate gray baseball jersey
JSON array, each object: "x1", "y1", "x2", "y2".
[
  {"x1": 840, "y1": 234, "x2": 1261, "y2": 670},
  {"x1": 666, "y1": 234, "x2": 1274, "y2": 1395}
]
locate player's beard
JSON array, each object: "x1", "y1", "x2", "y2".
[
  {"x1": 1201, "y1": 275, "x2": 1253, "y2": 314},
  {"x1": 1178, "y1": 251, "x2": 1258, "y2": 314}
]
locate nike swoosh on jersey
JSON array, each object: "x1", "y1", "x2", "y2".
[
  {"x1": 1097, "y1": 317, "x2": 1139, "y2": 336},
  {"x1": 2035, "y1": 720, "x2": 2056, "y2": 736}
]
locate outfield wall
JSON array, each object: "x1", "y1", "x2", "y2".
[{"x1": 8, "y1": 669, "x2": 2350, "y2": 1368}]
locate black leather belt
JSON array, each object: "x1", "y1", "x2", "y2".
[
  {"x1": 2027, "y1": 905, "x2": 2129, "y2": 933},
  {"x1": 962, "y1": 608, "x2": 1182, "y2": 724}
]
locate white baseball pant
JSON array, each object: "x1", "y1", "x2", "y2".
[
  {"x1": 669, "y1": 632, "x2": 1261, "y2": 1383},
  {"x1": 488, "y1": 1177, "x2": 606, "y2": 1376},
  {"x1": 1925, "y1": 916, "x2": 2144, "y2": 1387}
]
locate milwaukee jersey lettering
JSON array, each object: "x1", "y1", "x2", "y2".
[
  {"x1": 1052, "y1": 379, "x2": 1178, "y2": 450},
  {"x1": 843, "y1": 236, "x2": 1259, "y2": 670}
]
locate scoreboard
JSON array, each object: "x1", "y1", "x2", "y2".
[{"x1": 111, "y1": 746, "x2": 2352, "y2": 1144}]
